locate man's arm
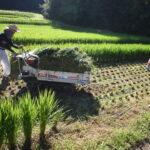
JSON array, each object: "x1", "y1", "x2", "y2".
[
  {"x1": 0, "y1": 33, "x2": 5, "y2": 47},
  {"x1": 7, "y1": 47, "x2": 16, "y2": 54},
  {"x1": 10, "y1": 40, "x2": 23, "y2": 49}
]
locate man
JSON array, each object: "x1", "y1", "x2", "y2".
[{"x1": 0, "y1": 24, "x2": 23, "y2": 90}]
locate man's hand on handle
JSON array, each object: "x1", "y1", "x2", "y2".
[
  {"x1": 17, "y1": 45, "x2": 24, "y2": 50},
  {"x1": 11, "y1": 51, "x2": 18, "y2": 58}
]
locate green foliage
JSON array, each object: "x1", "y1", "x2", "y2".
[
  {"x1": 41, "y1": 0, "x2": 150, "y2": 36},
  {"x1": 0, "y1": 9, "x2": 150, "y2": 64},
  {"x1": 19, "y1": 93, "x2": 37, "y2": 144},
  {"x1": 52, "y1": 112, "x2": 150, "y2": 150},
  {"x1": 32, "y1": 47, "x2": 93, "y2": 72},
  {"x1": 51, "y1": 108, "x2": 65, "y2": 132},
  {"x1": 27, "y1": 43, "x2": 150, "y2": 63},
  {"x1": 0, "y1": 0, "x2": 43, "y2": 12},
  {"x1": 0, "y1": 10, "x2": 50, "y2": 25},
  {"x1": 0, "y1": 106, "x2": 5, "y2": 148},
  {"x1": 37, "y1": 90, "x2": 62, "y2": 137},
  {"x1": 97, "y1": 113, "x2": 150, "y2": 150},
  {"x1": 0, "y1": 100, "x2": 20, "y2": 150}
]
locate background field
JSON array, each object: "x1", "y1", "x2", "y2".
[
  {"x1": 1, "y1": 10, "x2": 150, "y2": 63},
  {"x1": 0, "y1": 10, "x2": 150, "y2": 150}
]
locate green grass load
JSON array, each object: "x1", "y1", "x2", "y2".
[{"x1": 32, "y1": 47, "x2": 93, "y2": 73}]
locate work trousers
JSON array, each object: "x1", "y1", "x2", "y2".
[{"x1": 0, "y1": 49, "x2": 10, "y2": 77}]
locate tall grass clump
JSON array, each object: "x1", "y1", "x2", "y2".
[
  {"x1": 0, "y1": 100, "x2": 20, "y2": 150},
  {"x1": 37, "y1": 90, "x2": 63, "y2": 139},
  {"x1": 19, "y1": 93, "x2": 37, "y2": 147},
  {"x1": 51, "y1": 108, "x2": 65, "y2": 132},
  {"x1": 0, "y1": 106, "x2": 5, "y2": 148}
]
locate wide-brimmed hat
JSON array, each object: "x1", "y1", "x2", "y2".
[{"x1": 6, "y1": 24, "x2": 20, "y2": 32}]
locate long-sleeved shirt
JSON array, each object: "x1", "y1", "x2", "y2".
[{"x1": 0, "y1": 32, "x2": 17, "y2": 53}]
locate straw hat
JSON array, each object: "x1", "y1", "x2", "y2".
[{"x1": 6, "y1": 24, "x2": 20, "y2": 32}]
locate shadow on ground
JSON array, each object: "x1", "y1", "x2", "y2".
[
  {"x1": 50, "y1": 21, "x2": 150, "y2": 44},
  {"x1": 16, "y1": 82, "x2": 100, "y2": 121}
]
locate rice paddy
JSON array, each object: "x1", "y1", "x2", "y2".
[{"x1": 0, "y1": 9, "x2": 150, "y2": 150}]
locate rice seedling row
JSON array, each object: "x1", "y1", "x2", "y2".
[
  {"x1": 1, "y1": 21, "x2": 150, "y2": 44},
  {"x1": 94, "y1": 63, "x2": 147, "y2": 79},
  {"x1": 0, "y1": 10, "x2": 45, "y2": 20},
  {"x1": 77, "y1": 62, "x2": 150, "y2": 109},
  {"x1": 0, "y1": 90, "x2": 64, "y2": 149},
  {"x1": 0, "y1": 62, "x2": 149, "y2": 105}
]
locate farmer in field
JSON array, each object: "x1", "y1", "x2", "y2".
[{"x1": 0, "y1": 24, "x2": 23, "y2": 90}]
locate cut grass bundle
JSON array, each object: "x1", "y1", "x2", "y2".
[
  {"x1": 19, "y1": 93, "x2": 37, "y2": 147},
  {"x1": 37, "y1": 90, "x2": 62, "y2": 138},
  {"x1": 32, "y1": 47, "x2": 93, "y2": 73},
  {"x1": 0, "y1": 100, "x2": 20, "y2": 150}
]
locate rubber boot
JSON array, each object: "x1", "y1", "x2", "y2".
[{"x1": 0, "y1": 76, "x2": 10, "y2": 91}]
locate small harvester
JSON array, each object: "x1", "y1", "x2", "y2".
[{"x1": 15, "y1": 51, "x2": 91, "y2": 85}]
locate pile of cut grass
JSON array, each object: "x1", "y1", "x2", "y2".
[{"x1": 32, "y1": 47, "x2": 93, "y2": 73}]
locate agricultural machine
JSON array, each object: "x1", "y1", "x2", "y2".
[{"x1": 15, "y1": 51, "x2": 91, "y2": 85}]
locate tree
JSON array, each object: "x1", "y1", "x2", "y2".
[
  {"x1": 41, "y1": 0, "x2": 150, "y2": 36},
  {"x1": 0, "y1": 0, "x2": 43, "y2": 12}
]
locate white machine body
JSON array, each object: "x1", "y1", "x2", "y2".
[{"x1": 16, "y1": 52, "x2": 90, "y2": 85}]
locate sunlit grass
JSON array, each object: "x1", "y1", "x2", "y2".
[
  {"x1": 19, "y1": 93, "x2": 37, "y2": 146},
  {"x1": 24, "y1": 43, "x2": 150, "y2": 62},
  {"x1": 0, "y1": 100, "x2": 20, "y2": 150},
  {"x1": 0, "y1": 10, "x2": 44, "y2": 20},
  {"x1": 0, "y1": 9, "x2": 150, "y2": 45},
  {"x1": 0, "y1": 10, "x2": 49, "y2": 25},
  {"x1": 37, "y1": 90, "x2": 64, "y2": 138},
  {"x1": 0, "y1": 107, "x2": 5, "y2": 148}
]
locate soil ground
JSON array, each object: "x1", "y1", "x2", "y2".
[
  {"x1": 0, "y1": 61, "x2": 150, "y2": 149},
  {"x1": 135, "y1": 143, "x2": 150, "y2": 150},
  {"x1": 133, "y1": 138, "x2": 150, "y2": 150}
]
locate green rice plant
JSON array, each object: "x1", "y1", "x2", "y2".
[
  {"x1": 25, "y1": 43, "x2": 150, "y2": 63},
  {"x1": 0, "y1": 10, "x2": 150, "y2": 47},
  {"x1": 0, "y1": 21, "x2": 149, "y2": 46},
  {"x1": 19, "y1": 93, "x2": 37, "y2": 146},
  {"x1": 51, "y1": 108, "x2": 65, "y2": 132},
  {"x1": 0, "y1": 107, "x2": 5, "y2": 148},
  {"x1": 0, "y1": 100, "x2": 20, "y2": 150},
  {"x1": 0, "y1": 10, "x2": 49, "y2": 25},
  {"x1": 37, "y1": 90, "x2": 60, "y2": 138}
]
